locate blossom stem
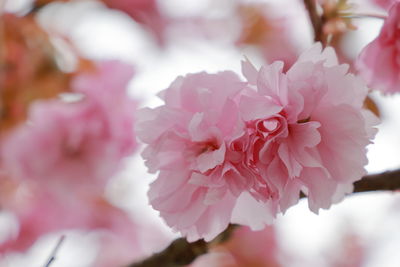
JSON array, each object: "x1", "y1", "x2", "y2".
[
  {"x1": 303, "y1": 0, "x2": 325, "y2": 44},
  {"x1": 127, "y1": 169, "x2": 400, "y2": 267}
]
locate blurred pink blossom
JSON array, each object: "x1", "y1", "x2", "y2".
[
  {"x1": 0, "y1": 186, "x2": 142, "y2": 263},
  {"x1": 236, "y1": 5, "x2": 298, "y2": 70},
  {"x1": 0, "y1": 61, "x2": 140, "y2": 263},
  {"x1": 356, "y1": 3, "x2": 400, "y2": 94},
  {"x1": 1, "y1": 61, "x2": 136, "y2": 191},
  {"x1": 372, "y1": 0, "x2": 399, "y2": 9},
  {"x1": 328, "y1": 232, "x2": 365, "y2": 267}
]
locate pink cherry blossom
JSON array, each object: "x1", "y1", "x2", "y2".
[
  {"x1": 356, "y1": 3, "x2": 400, "y2": 94},
  {"x1": 0, "y1": 60, "x2": 140, "y2": 257},
  {"x1": 372, "y1": 0, "x2": 399, "y2": 10},
  {"x1": 239, "y1": 43, "x2": 378, "y2": 218},
  {"x1": 138, "y1": 44, "x2": 378, "y2": 242},
  {"x1": 0, "y1": 184, "x2": 142, "y2": 261},
  {"x1": 136, "y1": 71, "x2": 251, "y2": 241},
  {"x1": 1, "y1": 61, "x2": 136, "y2": 191},
  {"x1": 236, "y1": 5, "x2": 298, "y2": 70}
]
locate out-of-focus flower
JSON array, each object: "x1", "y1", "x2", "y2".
[
  {"x1": 319, "y1": 0, "x2": 356, "y2": 35},
  {"x1": 0, "y1": 183, "x2": 143, "y2": 266},
  {"x1": 138, "y1": 43, "x2": 377, "y2": 242},
  {"x1": 81, "y1": 197, "x2": 145, "y2": 267},
  {"x1": 0, "y1": 13, "x2": 70, "y2": 133},
  {"x1": 72, "y1": 60, "x2": 137, "y2": 158},
  {"x1": 328, "y1": 232, "x2": 365, "y2": 267},
  {"x1": 190, "y1": 226, "x2": 282, "y2": 267},
  {"x1": 0, "y1": 61, "x2": 141, "y2": 263},
  {"x1": 236, "y1": 4, "x2": 298, "y2": 70},
  {"x1": 101, "y1": 0, "x2": 168, "y2": 44},
  {"x1": 372, "y1": 0, "x2": 399, "y2": 10},
  {"x1": 1, "y1": 60, "x2": 136, "y2": 192},
  {"x1": 356, "y1": 2, "x2": 400, "y2": 94}
]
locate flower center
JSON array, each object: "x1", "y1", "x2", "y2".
[
  {"x1": 256, "y1": 117, "x2": 281, "y2": 138},
  {"x1": 196, "y1": 140, "x2": 219, "y2": 155},
  {"x1": 262, "y1": 119, "x2": 279, "y2": 131},
  {"x1": 297, "y1": 117, "x2": 311, "y2": 123}
]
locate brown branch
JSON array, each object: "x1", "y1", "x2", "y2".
[
  {"x1": 127, "y1": 225, "x2": 237, "y2": 267},
  {"x1": 303, "y1": 0, "x2": 325, "y2": 44},
  {"x1": 353, "y1": 169, "x2": 400, "y2": 193},
  {"x1": 127, "y1": 169, "x2": 400, "y2": 267},
  {"x1": 128, "y1": 238, "x2": 207, "y2": 267}
]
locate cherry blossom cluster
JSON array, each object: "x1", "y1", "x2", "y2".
[
  {"x1": 0, "y1": 59, "x2": 141, "y2": 265},
  {"x1": 3, "y1": 0, "x2": 400, "y2": 265},
  {"x1": 137, "y1": 44, "x2": 378, "y2": 241}
]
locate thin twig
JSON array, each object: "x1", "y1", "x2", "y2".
[
  {"x1": 43, "y1": 235, "x2": 66, "y2": 267},
  {"x1": 127, "y1": 169, "x2": 400, "y2": 267},
  {"x1": 340, "y1": 13, "x2": 387, "y2": 20}
]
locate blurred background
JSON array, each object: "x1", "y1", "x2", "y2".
[{"x1": 1, "y1": 0, "x2": 400, "y2": 266}]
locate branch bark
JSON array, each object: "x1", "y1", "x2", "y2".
[
  {"x1": 127, "y1": 169, "x2": 400, "y2": 267},
  {"x1": 353, "y1": 169, "x2": 400, "y2": 193},
  {"x1": 127, "y1": 225, "x2": 237, "y2": 267}
]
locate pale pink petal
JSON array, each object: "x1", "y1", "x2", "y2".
[
  {"x1": 241, "y1": 58, "x2": 258, "y2": 85},
  {"x1": 239, "y1": 95, "x2": 282, "y2": 121}
]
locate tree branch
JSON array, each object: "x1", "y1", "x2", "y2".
[
  {"x1": 129, "y1": 238, "x2": 207, "y2": 267},
  {"x1": 127, "y1": 225, "x2": 237, "y2": 267},
  {"x1": 353, "y1": 169, "x2": 400, "y2": 193},
  {"x1": 127, "y1": 169, "x2": 400, "y2": 267},
  {"x1": 303, "y1": 0, "x2": 325, "y2": 44}
]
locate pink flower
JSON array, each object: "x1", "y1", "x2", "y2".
[
  {"x1": 372, "y1": 0, "x2": 399, "y2": 10},
  {"x1": 137, "y1": 71, "x2": 249, "y2": 241},
  {"x1": 1, "y1": 61, "x2": 136, "y2": 191},
  {"x1": 239, "y1": 43, "x2": 378, "y2": 218},
  {"x1": 0, "y1": 60, "x2": 140, "y2": 260},
  {"x1": 356, "y1": 3, "x2": 400, "y2": 94},
  {"x1": 138, "y1": 44, "x2": 378, "y2": 242},
  {"x1": 328, "y1": 232, "x2": 365, "y2": 267},
  {"x1": 236, "y1": 4, "x2": 298, "y2": 70},
  {"x1": 0, "y1": 185, "x2": 142, "y2": 261},
  {"x1": 0, "y1": 189, "x2": 84, "y2": 252}
]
